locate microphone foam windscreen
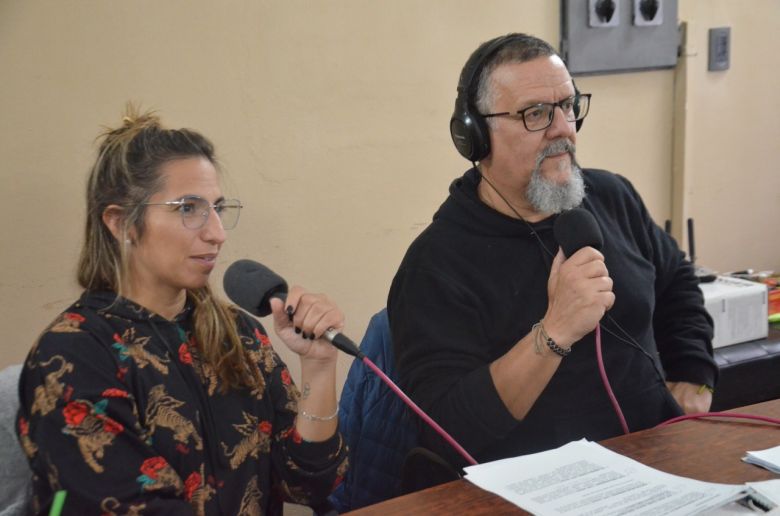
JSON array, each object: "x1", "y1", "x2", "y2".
[
  {"x1": 553, "y1": 208, "x2": 604, "y2": 258},
  {"x1": 223, "y1": 259, "x2": 288, "y2": 317}
]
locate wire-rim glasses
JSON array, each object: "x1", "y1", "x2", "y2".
[
  {"x1": 481, "y1": 93, "x2": 591, "y2": 132},
  {"x1": 143, "y1": 195, "x2": 243, "y2": 230}
]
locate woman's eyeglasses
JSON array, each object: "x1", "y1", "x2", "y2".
[{"x1": 143, "y1": 195, "x2": 242, "y2": 230}]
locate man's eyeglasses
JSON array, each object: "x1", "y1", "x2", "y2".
[
  {"x1": 481, "y1": 93, "x2": 591, "y2": 132},
  {"x1": 143, "y1": 195, "x2": 243, "y2": 230}
]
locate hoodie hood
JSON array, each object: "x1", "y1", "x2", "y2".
[
  {"x1": 434, "y1": 167, "x2": 562, "y2": 239},
  {"x1": 79, "y1": 290, "x2": 194, "y2": 324}
]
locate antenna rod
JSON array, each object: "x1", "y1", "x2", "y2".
[{"x1": 687, "y1": 218, "x2": 696, "y2": 264}]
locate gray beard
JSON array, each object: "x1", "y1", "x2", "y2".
[{"x1": 525, "y1": 139, "x2": 585, "y2": 214}]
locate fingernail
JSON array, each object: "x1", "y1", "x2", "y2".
[
  {"x1": 286, "y1": 306, "x2": 294, "y2": 322},
  {"x1": 295, "y1": 327, "x2": 301, "y2": 334}
]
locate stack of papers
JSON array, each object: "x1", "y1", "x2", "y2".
[
  {"x1": 464, "y1": 440, "x2": 750, "y2": 515},
  {"x1": 744, "y1": 445, "x2": 780, "y2": 474}
]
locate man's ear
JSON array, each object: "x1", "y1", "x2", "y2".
[{"x1": 102, "y1": 205, "x2": 126, "y2": 242}]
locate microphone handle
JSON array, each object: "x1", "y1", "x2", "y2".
[
  {"x1": 269, "y1": 293, "x2": 365, "y2": 359},
  {"x1": 323, "y1": 329, "x2": 365, "y2": 359}
]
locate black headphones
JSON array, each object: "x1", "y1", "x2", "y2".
[{"x1": 449, "y1": 34, "x2": 583, "y2": 162}]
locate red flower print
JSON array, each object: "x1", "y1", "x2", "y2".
[
  {"x1": 63, "y1": 401, "x2": 89, "y2": 426},
  {"x1": 184, "y1": 471, "x2": 201, "y2": 501},
  {"x1": 101, "y1": 388, "x2": 129, "y2": 398},
  {"x1": 255, "y1": 328, "x2": 271, "y2": 347},
  {"x1": 280, "y1": 369, "x2": 291, "y2": 386},
  {"x1": 178, "y1": 343, "x2": 193, "y2": 365},
  {"x1": 18, "y1": 417, "x2": 29, "y2": 436},
  {"x1": 258, "y1": 421, "x2": 272, "y2": 435},
  {"x1": 139, "y1": 456, "x2": 168, "y2": 479},
  {"x1": 175, "y1": 443, "x2": 190, "y2": 455},
  {"x1": 116, "y1": 367, "x2": 128, "y2": 381},
  {"x1": 64, "y1": 313, "x2": 86, "y2": 323},
  {"x1": 63, "y1": 385, "x2": 73, "y2": 402},
  {"x1": 102, "y1": 417, "x2": 124, "y2": 435},
  {"x1": 113, "y1": 333, "x2": 123, "y2": 344}
]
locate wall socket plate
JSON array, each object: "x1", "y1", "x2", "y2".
[
  {"x1": 708, "y1": 27, "x2": 731, "y2": 71},
  {"x1": 561, "y1": 0, "x2": 679, "y2": 75}
]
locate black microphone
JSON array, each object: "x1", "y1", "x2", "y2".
[
  {"x1": 553, "y1": 207, "x2": 604, "y2": 257},
  {"x1": 223, "y1": 259, "x2": 364, "y2": 359}
]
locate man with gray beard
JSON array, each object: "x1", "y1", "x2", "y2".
[{"x1": 386, "y1": 33, "x2": 716, "y2": 475}]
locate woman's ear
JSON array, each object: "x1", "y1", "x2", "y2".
[{"x1": 101, "y1": 205, "x2": 126, "y2": 242}]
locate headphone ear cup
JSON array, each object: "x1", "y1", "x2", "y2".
[{"x1": 450, "y1": 102, "x2": 491, "y2": 162}]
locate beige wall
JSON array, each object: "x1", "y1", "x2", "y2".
[
  {"x1": 1, "y1": 1, "x2": 778, "y2": 390},
  {"x1": 676, "y1": 0, "x2": 780, "y2": 272}
]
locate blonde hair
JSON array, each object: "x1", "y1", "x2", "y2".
[{"x1": 78, "y1": 105, "x2": 259, "y2": 392}]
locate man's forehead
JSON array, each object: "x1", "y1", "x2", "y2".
[{"x1": 490, "y1": 56, "x2": 574, "y2": 102}]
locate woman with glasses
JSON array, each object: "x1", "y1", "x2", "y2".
[{"x1": 17, "y1": 108, "x2": 347, "y2": 515}]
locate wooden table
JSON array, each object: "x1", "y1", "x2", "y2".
[{"x1": 346, "y1": 399, "x2": 780, "y2": 515}]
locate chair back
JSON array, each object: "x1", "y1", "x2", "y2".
[
  {"x1": 328, "y1": 309, "x2": 419, "y2": 512},
  {"x1": 0, "y1": 364, "x2": 32, "y2": 516}
]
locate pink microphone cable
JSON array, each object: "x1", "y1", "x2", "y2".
[
  {"x1": 595, "y1": 324, "x2": 630, "y2": 434},
  {"x1": 361, "y1": 356, "x2": 478, "y2": 466},
  {"x1": 657, "y1": 412, "x2": 780, "y2": 427}
]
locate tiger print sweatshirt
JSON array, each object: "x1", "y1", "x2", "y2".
[{"x1": 17, "y1": 290, "x2": 347, "y2": 516}]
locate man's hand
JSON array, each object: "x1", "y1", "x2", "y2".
[
  {"x1": 666, "y1": 381, "x2": 712, "y2": 414},
  {"x1": 544, "y1": 248, "x2": 615, "y2": 348}
]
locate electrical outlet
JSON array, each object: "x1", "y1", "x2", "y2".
[
  {"x1": 589, "y1": 0, "x2": 619, "y2": 28},
  {"x1": 634, "y1": 0, "x2": 663, "y2": 26}
]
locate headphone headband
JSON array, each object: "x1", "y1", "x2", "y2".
[{"x1": 456, "y1": 34, "x2": 524, "y2": 106}]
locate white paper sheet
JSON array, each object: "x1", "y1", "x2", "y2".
[
  {"x1": 744, "y1": 445, "x2": 780, "y2": 475},
  {"x1": 464, "y1": 440, "x2": 745, "y2": 516}
]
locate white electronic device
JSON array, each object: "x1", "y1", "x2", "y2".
[{"x1": 699, "y1": 276, "x2": 768, "y2": 348}]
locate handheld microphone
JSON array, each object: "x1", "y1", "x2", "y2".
[
  {"x1": 553, "y1": 207, "x2": 603, "y2": 257},
  {"x1": 552, "y1": 208, "x2": 629, "y2": 434},
  {"x1": 223, "y1": 259, "x2": 364, "y2": 359},
  {"x1": 223, "y1": 259, "x2": 478, "y2": 465}
]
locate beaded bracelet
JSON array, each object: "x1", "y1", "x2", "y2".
[
  {"x1": 299, "y1": 407, "x2": 339, "y2": 422},
  {"x1": 533, "y1": 321, "x2": 571, "y2": 358}
]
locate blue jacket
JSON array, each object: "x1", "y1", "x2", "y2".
[{"x1": 329, "y1": 309, "x2": 418, "y2": 512}]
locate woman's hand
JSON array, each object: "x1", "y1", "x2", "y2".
[
  {"x1": 269, "y1": 286, "x2": 344, "y2": 364},
  {"x1": 270, "y1": 287, "x2": 343, "y2": 442}
]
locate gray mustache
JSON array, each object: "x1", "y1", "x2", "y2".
[{"x1": 538, "y1": 139, "x2": 576, "y2": 161}]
